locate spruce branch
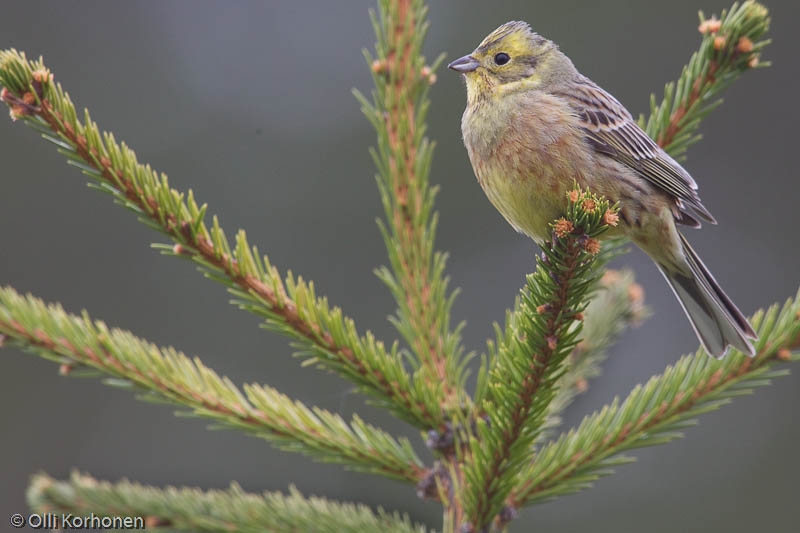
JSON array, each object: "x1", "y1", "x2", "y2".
[
  {"x1": 540, "y1": 269, "x2": 649, "y2": 439},
  {"x1": 0, "y1": 51, "x2": 444, "y2": 429},
  {"x1": 642, "y1": 0, "x2": 770, "y2": 157},
  {"x1": 462, "y1": 190, "x2": 619, "y2": 531},
  {"x1": 356, "y1": 0, "x2": 466, "y2": 407},
  {"x1": 28, "y1": 472, "x2": 427, "y2": 533},
  {"x1": 0, "y1": 286, "x2": 424, "y2": 483},
  {"x1": 510, "y1": 290, "x2": 800, "y2": 508}
]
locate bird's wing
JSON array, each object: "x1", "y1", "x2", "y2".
[{"x1": 559, "y1": 76, "x2": 715, "y2": 225}]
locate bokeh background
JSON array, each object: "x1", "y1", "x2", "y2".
[{"x1": 1, "y1": 1, "x2": 797, "y2": 531}]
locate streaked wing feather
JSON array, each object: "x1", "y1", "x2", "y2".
[{"x1": 562, "y1": 77, "x2": 715, "y2": 224}]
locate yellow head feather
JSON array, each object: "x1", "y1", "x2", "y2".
[
  {"x1": 476, "y1": 21, "x2": 545, "y2": 55},
  {"x1": 451, "y1": 21, "x2": 572, "y2": 105}
]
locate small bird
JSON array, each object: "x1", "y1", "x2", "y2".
[{"x1": 448, "y1": 21, "x2": 756, "y2": 357}]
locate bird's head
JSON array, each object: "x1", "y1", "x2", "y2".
[{"x1": 448, "y1": 21, "x2": 568, "y2": 104}]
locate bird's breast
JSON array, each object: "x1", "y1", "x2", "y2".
[{"x1": 461, "y1": 91, "x2": 592, "y2": 242}]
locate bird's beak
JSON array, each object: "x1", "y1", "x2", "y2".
[{"x1": 448, "y1": 55, "x2": 479, "y2": 73}]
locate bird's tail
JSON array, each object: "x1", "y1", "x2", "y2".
[{"x1": 657, "y1": 233, "x2": 757, "y2": 358}]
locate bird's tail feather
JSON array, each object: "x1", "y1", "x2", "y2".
[{"x1": 657, "y1": 233, "x2": 757, "y2": 358}]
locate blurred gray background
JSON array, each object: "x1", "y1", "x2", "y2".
[{"x1": 1, "y1": 1, "x2": 797, "y2": 531}]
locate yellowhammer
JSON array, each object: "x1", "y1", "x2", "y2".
[{"x1": 449, "y1": 21, "x2": 756, "y2": 357}]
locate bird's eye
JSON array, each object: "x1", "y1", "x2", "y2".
[{"x1": 494, "y1": 52, "x2": 510, "y2": 65}]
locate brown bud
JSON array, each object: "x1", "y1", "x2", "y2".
[
  {"x1": 575, "y1": 378, "x2": 589, "y2": 393},
  {"x1": 32, "y1": 69, "x2": 53, "y2": 83},
  {"x1": 698, "y1": 17, "x2": 722, "y2": 35},
  {"x1": 553, "y1": 218, "x2": 574, "y2": 238},
  {"x1": 777, "y1": 348, "x2": 791, "y2": 361},
  {"x1": 9, "y1": 104, "x2": 28, "y2": 120},
  {"x1": 601, "y1": 269, "x2": 621, "y2": 286},
  {"x1": 371, "y1": 59, "x2": 387, "y2": 74},
  {"x1": 628, "y1": 283, "x2": 645, "y2": 306},
  {"x1": 420, "y1": 65, "x2": 437, "y2": 85},
  {"x1": 737, "y1": 36, "x2": 754, "y2": 53},
  {"x1": 584, "y1": 237, "x2": 601, "y2": 255},
  {"x1": 714, "y1": 35, "x2": 727, "y2": 50},
  {"x1": 546, "y1": 336, "x2": 558, "y2": 350},
  {"x1": 568, "y1": 189, "x2": 581, "y2": 203},
  {"x1": 581, "y1": 198, "x2": 597, "y2": 212},
  {"x1": 603, "y1": 209, "x2": 619, "y2": 227}
]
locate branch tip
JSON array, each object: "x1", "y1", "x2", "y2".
[
  {"x1": 583, "y1": 237, "x2": 601, "y2": 255},
  {"x1": 737, "y1": 36, "x2": 754, "y2": 53},
  {"x1": 567, "y1": 189, "x2": 581, "y2": 202},
  {"x1": 698, "y1": 17, "x2": 722, "y2": 35},
  {"x1": 603, "y1": 209, "x2": 619, "y2": 227},
  {"x1": 553, "y1": 218, "x2": 574, "y2": 238}
]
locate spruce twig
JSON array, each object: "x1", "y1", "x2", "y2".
[
  {"x1": 510, "y1": 292, "x2": 800, "y2": 507},
  {"x1": 643, "y1": 1, "x2": 770, "y2": 156},
  {"x1": 28, "y1": 472, "x2": 427, "y2": 533},
  {"x1": 0, "y1": 50, "x2": 442, "y2": 429},
  {"x1": 0, "y1": 287, "x2": 424, "y2": 483},
  {"x1": 356, "y1": 0, "x2": 466, "y2": 410},
  {"x1": 539, "y1": 269, "x2": 649, "y2": 439},
  {"x1": 462, "y1": 190, "x2": 619, "y2": 531}
]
